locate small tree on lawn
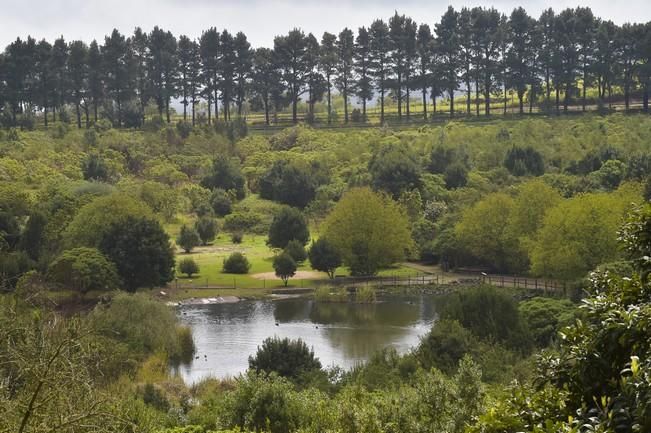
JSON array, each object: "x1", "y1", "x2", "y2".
[
  {"x1": 267, "y1": 206, "x2": 310, "y2": 249},
  {"x1": 195, "y1": 217, "x2": 218, "y2": 245},
  {"x1": 273, "y1": 252, "x2": 297, "y2": 286},
  {"x1": 308, "y1": 238, "x2": 342, "y2": 279},
  {"x1": 179, "y1": 257, "x2": 200, "y2": 278},
  {"x1": 176, "y1": 224, "x2": 200, "y2": 253}
]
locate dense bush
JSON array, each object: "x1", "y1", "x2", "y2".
[
  {"x1": 99, "y1": 217, "x2": 175, "y2": 292},
  {"x1": 267, "y1": 206, "x2": 310, "y2": 249},
  {"x1": 194, "y1": 217, "x2": 218, "y2": 245},
  {"x1": 439, "y1": 286, "x2": 532, "y2": 352},
  {"x1": 209, "y1": 188, "x2": 232, "y2": 216},
  {"x1": 179, "y1": 257, "x2": 200, "y2": 278},
  {"x1": 308, "y1": 238, "x2": 342, "y2": 278},
  {"x1": 90, "y1": 293, "x2": 194, "y2": 362},
  {"x1": 284, "y1": 239, "x2": 307, "y2": 264},
  {"x1": 273, "y1": 252, "x2": 297, "y2": 286},
  {"x1": 518, "y1": 297, "x2": 576, "y2": 347},
  {"x1": 200, "y1": 155, "x2": 246, "y2": 199},
  {"x1": 222, "y1": 252, "x2": 251, "y2": 274},
  {"x1": 176, "y1": 224, "x2": 201, "y2": 253},
  {"x1": 248, "y1": 337, "x2": 322, "y2": 380},
  {"x1": 47, "y1": 247, "x2": 121, "y2": 293}
]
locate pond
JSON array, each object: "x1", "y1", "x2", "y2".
[{"x1": 174, "y1": 294, "x2": 439, "y2": 384}]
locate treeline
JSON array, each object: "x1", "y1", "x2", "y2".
[{"x1": 1, "y1": 6, "x2": 651, "y2": 129}]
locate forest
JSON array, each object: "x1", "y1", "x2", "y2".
[
  {"x1": 2, "y1": 4, "x2": 651, "y2": 433},
  {"x1": 1, "y1": 6, "x2": 651, "y2": 129}
]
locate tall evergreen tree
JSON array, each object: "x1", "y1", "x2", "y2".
[
  {"x1": 436, "y1": 6, "x2": 461, "y2": 117},
  {"x1": 34, "y1": 40, "x2": 52, "y2": 127},
  {"x1": 233, "y1": 31, "x2": 253, "y2": 117},
  {"x1": 274, "y1": 29, "x2": 310, "y2": 123},
  {"x1": 50, "y1": 36, "x2": 68, "y2": 122},
  {"x1": 131, "y1": 28, "x2": 150, "y2": 125},
  {"x1": 506, "y1": 7, "x2": 535, "y2": 114},
  {"x1": 102, "y1": 29, "x2": 132, "y2": 127},
  {"x1": 219, "y1": 30, "x2": 236, "y2": 121},
  {"x1": 415, "y1": 24, "x2": 434, "y2": 119},
  {"x1": 354, "y1": 26, "x2": 373, "y2": 119},
  {"x1": 199, "y1": 28, "x2": 220, "y2": 123},
  {"x1": 252, "y1": 47, "x2": 281, "y2": 125},
  {"x1": 369, "y1": 19, "x2": 390, "y2": 123},
  {"x1": 320, "y1": 32, "x2": 337, "y2": 124},
  {"x1": 67, "y1": 40, "x2": 89, "y2": 128},
  {"x1": 335, "y1": 28, "x2": 355, "y2": 123},
  {"x1": 87, "y1": 40, "x2": 103, "y2": 123},
  {"x1": 148, "y1": 27, "x2": 178, "y2": 122}
]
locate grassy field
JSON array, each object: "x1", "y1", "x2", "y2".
[{"x1": 168, "y1": 228, "x2": 418, "y2": 291}]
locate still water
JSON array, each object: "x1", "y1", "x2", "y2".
[{"x1": 174, "y1": 294, "x2": 439, "y2": 384}]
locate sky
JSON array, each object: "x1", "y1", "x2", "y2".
[{"x1": 1, "y1": 0, "x2": 650, "y2": 49}]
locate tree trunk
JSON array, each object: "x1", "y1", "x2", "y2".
[
  {"x1": 207, "y1": 94, "x2": 212, "y2": 125},
  {"x1": 76, "y1": 102, "x2": 81, "y2": 129},
  {"x1": 264, "y1": 96, "x2": 270, "y2": 125},
  {"x1": 344, "y1": 88, "x2": 349, "y2": 124},
  {"x1": 449, "y1": 88, "x2": 454, "y2": 118},
  {"x1": 327, "y1": 76, "x2": 332, "y2": 125},
  {"x1": 422, "y1": 87, "x2": 427, "y2": 120},
  {"x1": 380, "y1": 85, "x2": 385, "y2": 124},
  {"x1": 466, "y1": 78, "x2": 471, "y2": 115},
  {"x1": 475, "y1": 80, "x2": 480, "y2": 116},
  {"x1": 555, "y1": 88, "x2": 560, "y2": 116}
]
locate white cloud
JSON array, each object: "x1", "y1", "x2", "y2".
[{"x1": 0, "y1": 0, "x2": 648, "y2": 48}]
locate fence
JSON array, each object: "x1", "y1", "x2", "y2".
[{"x1": 173, "y1": 272, "x2": 566, "y2": 295}]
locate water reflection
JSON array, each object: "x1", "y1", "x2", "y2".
[{"x1": 174, "y1": 294, "x2": 438, "y2": 384}]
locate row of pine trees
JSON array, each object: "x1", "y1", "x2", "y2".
[{"x1": 1, "y1": 6, "x2": 651, "y2": 128}]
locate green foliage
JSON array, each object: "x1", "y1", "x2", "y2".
[
  {"x1": 209, "y1": 188, "x2": 232, "y2": 217},
  {"x1": 82, "y1": 154, "x2": 110, "y2": 182},
  {"x1": 195, "y1": 217, "x2": 218, "y2": 245},
  {"x1": 223, "y1": 211, "x2": 262, "y2": 234},
  {"x1": 201, "y1": 155, "x2": 246, "y2": 200},
  {"x1": 284, "y1": 239, "x2": 307, "y2": 264},
  {"x1": 64, "y1": 193, "x2": 153, "y2": 248},
  {"x1": 219, "y1": 372, "x2": 301, "y2": 433},
  {"x1": 273, "y1": 252, "x2": 297, "y2": 286},
  {"x1": 440, "y1": 286, "x2": 532, "y2": 352},
  {"x1": 248, "y1": 337, "x2": 322, "y2": 380},
  {"x1": 179, "y1": 257, "x2": 200, "y2": 278},
  {"x1": 308, "y1": 238, "x2": 342, "y2": 278},
  {"x1": 518, "y1": 297, "x2": 576, "y2": 347},
  {"x1": 369, "y1": 143, "x2": 422, "y2": 198},
  {"x1": 222, "y1": 252, "x2": 251, "y2": 274},
  {"x1": 529, "y1": 188, "x2": 639, "y2": 280},
  {"x1": 176, "y1": 224, "x2": 201, "y2": 253},
  {"x1": 503, "y1": 146, "x2": 544, "y2": 176},
  {"x1": 321, "y1": 188, "x2": 413, "y2": 276},
  {"x1": 99, "y1": 217, "x2": 175, "y2": 292},
  {"x1": 455, "y1": 193, "x2": 525, "y2": 273},
  {"x1": 443, "y1": 163, "x2": 468, "y2": 189},
  {"x1": 90, "y1": 292, "x2": 195, "y2": 363},
  {"x1": 417, "y1": 319, "x2": 475, "y2": 374},
  {"x1": 267, "y1": 206, "x2": 310, "y2": 249},
  {"x1": 259, "y1": 160, "x2": 319, "y2": 208},
  {"x1": 47, "y1": 247, "x2": 121, "y2": 293}
]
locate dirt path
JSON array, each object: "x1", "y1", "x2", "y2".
[{"x1": 251, "y1": 270, "x2": 325, "y2": 280}]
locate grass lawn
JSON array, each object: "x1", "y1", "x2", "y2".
[{"x1": 167, "y1": 216, "x2": 420, "y2": 291}]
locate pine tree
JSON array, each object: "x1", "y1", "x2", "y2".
[{"x1": 335, "y1": 28, "x2": 354, "y2": 123}]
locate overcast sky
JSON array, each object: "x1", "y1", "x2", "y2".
[{"x1": 1, "y1": 0, "x2": 649, "y2": 49}]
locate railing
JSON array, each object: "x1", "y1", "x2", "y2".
[{"x1": 172, "y1": 272, "x2": 566, "y2": 294}]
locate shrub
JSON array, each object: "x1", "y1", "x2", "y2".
[
  {"x1": 222, "y1": 252, "x2": 251, "y2": 274},
  {"x1": 273, "y1": 252, "x2": 297, "y2": 286},
  {"x1": 417, "y1": 319, "x2": 475, "y2": 374},
  {"x1": 47, "y1": 247, "x2": 121, "y2": 293},
  {"x1": 176, "y1": 224, "x2": 201, "y2": 253},
  {"x1": 90, "y1": 293, "x2": 194, "y2": 362},
  {"x1": 267, "y1": 206, "x2": 310, "y2": 249},
  {"x1": 209, "y1": 188, "x2": 232, "y2": 216},
  {"x1": 248, "y1": 337, "x2": 322, "y2": 379},
  {"x1": 519, "y1": 297, "x2": 576, "y2": 347},
  {"x1": 179, "y1": 257, "x2": 200, "y2": 278},
  {"x1": 444, "y1": 163, "x2": 468, "y2": 189},
  {"x1": 284, "y1": 239, "x2": 307, "y2": 264},
  {"x1": 194, "y1": 217, "x2": 218, "y2": 245},
  {"x1": 440, "y1": 286, "x2": 532, "y2": 353},
  {"x1": 82, "y1": 154, "x2": 110, "y2": 182},
  {"x1": 200, "y1": 155, "x2": 246, "y2": 200},
  {"x1": 308, "y1": 238, "x2": 342, "y2": 278},
  {"x1": 231, "y1": 232, "x2": 243, "y2": 244},
  {"x1": 99, "y1": 217, "x2": 175, "y2": 292},
  {"x1": 176, "y1": 121, "x2": 193, "y2": 139},
  {"x1": 223, "y1": 211, "x2": 262, "y2": 234}
]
